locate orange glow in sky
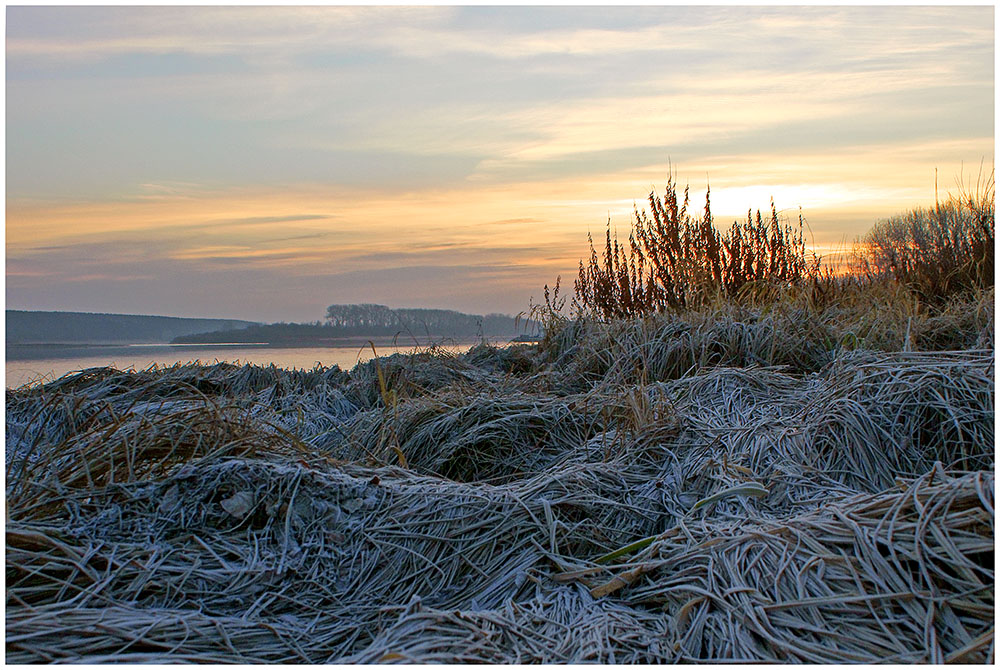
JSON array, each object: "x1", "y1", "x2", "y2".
[{"x1": 6, "y1": 6, "x2": 994, "y2": 321}]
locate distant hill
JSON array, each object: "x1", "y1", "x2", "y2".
[{"x1": 7, "y1": 310, "x2": 258, "y2": 345}]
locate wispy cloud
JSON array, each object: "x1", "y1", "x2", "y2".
[{"x1": 6, "y1": 6, "x2": 993, "y2": 320}]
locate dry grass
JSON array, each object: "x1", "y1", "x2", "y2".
[
  {"x1": 6, "y1": 289, "x2": 994, "y2": 663},
  {"x1": 852, "y1": 170, "x2": 994, "y2": 303},
  {"x1": 572, "y1": 176, "x2": 819, "y2": 318},
  {"x1": 565, "y1": 171, "x2": 992, "y2": 323},
  {"x1": 569, "y1": 468, "x2": 993, "y2": 663}
]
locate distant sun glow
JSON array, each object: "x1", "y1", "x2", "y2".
[{"x1": 6, "y1": 6, "x2": 994, "y2": 321}]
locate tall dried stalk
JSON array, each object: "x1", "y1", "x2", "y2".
[{"x1": 574, "y1": 176, "x2": 819, "y2": 319}]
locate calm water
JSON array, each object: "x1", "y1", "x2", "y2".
[{"x1": 6, "y1": 341, "x2": 482, "y2": 389}]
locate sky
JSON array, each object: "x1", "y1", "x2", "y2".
[{"x1": 6, "y1": 5, "x2": 995, "y2": 322}]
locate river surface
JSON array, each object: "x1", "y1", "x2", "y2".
[{"x1": 6, "y1": 340, "x2": 485, "y2": 389}]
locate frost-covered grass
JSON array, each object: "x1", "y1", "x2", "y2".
[{"x1": 5, "y1": 289, "x2": 994, "y2": 663}]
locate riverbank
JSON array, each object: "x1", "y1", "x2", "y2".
[
  {"x1": 6, "y1": 290, "x2": 994, "y2": 663},
  {"x1": 5, "y1": 339, "x2": 488, "y2": 389},
  {"x1": 6, "y1": 335, "x2": 492, "y2": 362}
]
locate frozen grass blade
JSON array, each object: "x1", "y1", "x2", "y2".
[{"x1": 691, "y1": 482, "x2": 769, "y2": 511}]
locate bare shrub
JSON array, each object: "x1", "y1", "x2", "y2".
[
  {"x1": 852, "y1": 170, "x2": 994, "y2": 303},
  {"x1": 574, "y1": 176, "x2": 820, "y2": 319}
]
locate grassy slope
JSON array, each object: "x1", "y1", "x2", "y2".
[{"x1": 6, "y1": 285, "x2": 994, "y2": 663}]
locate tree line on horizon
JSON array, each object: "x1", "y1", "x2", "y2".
[
  {"x1": 172, "y1": 304, "x2": 537, "y2": 344},
  {"x1": 324, "y1": 303, "x2": 529, "y2": 336}
]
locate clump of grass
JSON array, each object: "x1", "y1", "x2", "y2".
[
  {"x1": 333, "y1": 386, "x2": 663, "y2": 482},
  {"x1": 851, "y1": 169, "x2": 994, "y2": 303},
  {"x1": 577, "y1": 469, "x2": 993, "y2": 663},
  {"x1": 6, "y1": 398, "x2": 309, "y2": 522},
  {"x1": 343, "y1": 350, "x2": 493, "y2": 409},
  {"x1": 530, "y1": 282, "x2": 993, "y2": 395}
]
